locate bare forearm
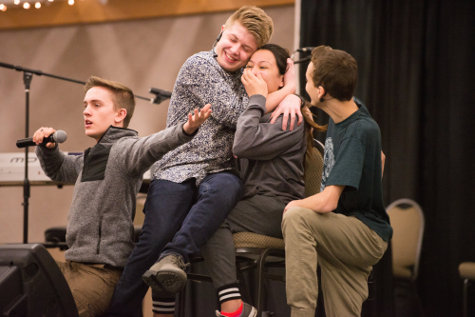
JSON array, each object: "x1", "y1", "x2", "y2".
[
  {"x1": 264, "y1": 85, "x2": 294, "y2": 113},
  {"x1": 284, "y1": 185, "x2": 344, "y2": 213}
]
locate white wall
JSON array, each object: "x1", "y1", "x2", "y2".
[{"x1": 0, "y1": 5, "x2": 295, "y2": 244}]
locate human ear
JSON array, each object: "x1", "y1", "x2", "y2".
[
  {"x1": 318, "y1": 86, "x2": 326, "y2": 102},
  {"x1": 115, "y1": 108, "x2": 127, "y2": 125}
]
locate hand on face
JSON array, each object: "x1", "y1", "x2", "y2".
[
  {"x1": 243, "y1": 48, "x2": 285, "y2": 96},
  {"x1": 241, "y1": 68, "x2": 268, "y2": 97}
]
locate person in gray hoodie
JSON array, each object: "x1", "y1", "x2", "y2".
[{"x1": 32, "y1": 75, "x2": 211, "y2": 317}]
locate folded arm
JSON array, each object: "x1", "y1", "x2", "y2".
[{"x1": 233, "y1": 95, "x2": 304, "y2": 160}]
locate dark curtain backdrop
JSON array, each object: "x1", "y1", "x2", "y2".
[{"x1": 299, "y1": 0, "x2": 474, "y2": 316}]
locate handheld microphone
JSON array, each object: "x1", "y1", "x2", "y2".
[{"x1": 16, "y1": 130, "x2": 67, "y2": 148}]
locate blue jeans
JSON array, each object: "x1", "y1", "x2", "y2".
[{"x1": 106, "y1": 172, "x2": 242, "y2": 317}]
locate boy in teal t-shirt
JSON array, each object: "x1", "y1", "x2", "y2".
[{"x1": 282, "y1": 45, "x2": 392, "y2": 317}]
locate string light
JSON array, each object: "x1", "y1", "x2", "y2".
[{"x1": 0, "y1": 0, "x2": 81, "y2": 12}]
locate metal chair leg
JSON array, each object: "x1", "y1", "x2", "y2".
[
  {"x1": 256, "y1": 249, "x2": 270, "y2": 316},
  {"x1": 463, "y1": 278, "x2": 469, "y2": 317}
]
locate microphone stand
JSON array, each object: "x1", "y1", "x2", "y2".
[
  {"x1": 0, "y1": 61, "x2": 171, "y2": 243},
  {"x1": 22, "y1": 71, "x2": 32, "y2": 244}
]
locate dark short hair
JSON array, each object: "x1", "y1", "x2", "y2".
[
  {"x1": 259, "y1": 43, "x2": 290, "y2": 75},
  {"x1": 310, "y1": 45, "x2": 357, "y2": 101}
]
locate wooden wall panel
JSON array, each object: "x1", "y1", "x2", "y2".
[
  {"x1": 0, "y1": 0, "x2": 294, "y2": 30},
  {"x1": 0, "y1": 4, "x2": 295, "y2": 245}
]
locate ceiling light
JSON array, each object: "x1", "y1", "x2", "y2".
[{"x1": 0, "y1": 0, "x2": 80, "y2": 12}]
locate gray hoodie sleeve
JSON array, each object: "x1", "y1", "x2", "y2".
[
  {"x1": 35, "y1": 145, "x2": 83, "y2": 184},
  {"x1": 119, "y1": 123, "x2": 194, "y2": 177},
  {"x1": 233, "y1": 94, "x2": 304, "y2": 160}
]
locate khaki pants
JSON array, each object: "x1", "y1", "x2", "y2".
[
  {"x1": 56, "y1": 261, "x2": 122, "y2": 317},
  {"x1": 282, "y1": 207, "x2": 387, "y2": 317}
]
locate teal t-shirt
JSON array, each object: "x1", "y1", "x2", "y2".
[{"x1": 321, "y1": 103, "x2": 392, "y2": 242}]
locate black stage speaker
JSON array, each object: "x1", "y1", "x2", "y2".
[{"x1": 0, "y1": 243, "x2": 78, "y2": 317}]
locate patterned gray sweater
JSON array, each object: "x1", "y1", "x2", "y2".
[
  {"x1": 36, "y1": 125, "x2": 192, "y2": 267},
  {"x1": 151, "y1": 49, "x2": 248, "y2": 184}
]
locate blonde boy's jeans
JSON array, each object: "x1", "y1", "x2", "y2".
[
  {"x1": 282, "y1": 207, "x2": 387, "y2": 317},
  {"x1": 56, "y1": 261, "x2": 122, "y2": 317}
]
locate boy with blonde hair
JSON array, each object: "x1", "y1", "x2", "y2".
[{"x1": 107, "y1": 5, "x2": 302, "y2": 317}]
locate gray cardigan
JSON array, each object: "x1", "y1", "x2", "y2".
[
  {"x1": 36, "y1": 124, "x2": 192, "y2": 267},
  {"x1": 234, "y1": 94, "x2": 306, "y2": 204}
]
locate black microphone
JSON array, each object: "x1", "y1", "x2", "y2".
[
  {"x1": 16, "y1": 130, "x2": 67, "y2": 148},
  {"x1": 296, "y1": 47, "x2": 316, "y2": 53},
  {"x1": 293, "y1": 56, "x2": 311, "y2": 64},
  {"x1": 292, "y1": 47, "x2": 315, "y2": 64},
  {"x1": 213, "y1": 31, "x2": 223, "y2": 47},
  {"x1": 149, "y1": 87, "x2": 172, "y2": 105}
]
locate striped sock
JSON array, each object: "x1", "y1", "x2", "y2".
[
  {"x1": 152, "y1": 297, "x2": 175, "y2": 315},
  {"x1": 217, "y1": 283, "x2": 242, "y2": 306}
]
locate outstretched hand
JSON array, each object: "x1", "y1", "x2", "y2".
[
  {"x1": 183, "y1": 104, "x2": 212, "y2": 135},
  {"x1": 32, "y1": 126, "x2": 57, "y2": 149}
]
